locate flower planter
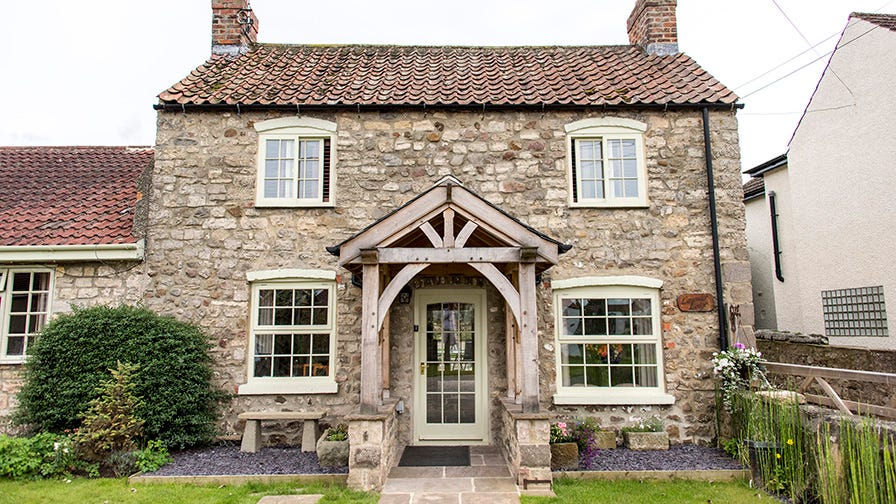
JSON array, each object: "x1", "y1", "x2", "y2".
[
  {"x1": 550, "y1": 442, "x2": 579, "y2": 470},
  {"x1": 623, "y1": 431, "x2": 669, "y2": 451},
  {"x1": 593, "y1": 430, "x2": 617, "y2": 449},
  {"x1": 746, "y1": 440, "x2": 779, "y2": 488},
  {"x1": 316, "y1": 429, "x2": 349, "y2": 467}
]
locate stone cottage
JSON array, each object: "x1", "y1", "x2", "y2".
[{"x1": 0, "y1": 0, "x2": 753, "y2": 490}]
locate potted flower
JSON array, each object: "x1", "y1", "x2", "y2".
[
  {"x1": 712, "y1": 342, "x2": 768, "y2": 411},
  {"x1": 316, "y1": 423, "x2": 349, "y2": 467},
  {"x1": 622, "y1": 416, "x2": 668, "y2": 450},
  {"x1": 549, "y1": 421, "x2": 579, "y2": 470},
  {"x1": 575, "y1": 417, "x2": 616, "y2": 450}
]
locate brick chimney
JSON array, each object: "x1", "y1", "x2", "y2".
[
  {"x1": 211, "y1": 0, "x2": 258, "y2": 56},
  {"x1": 627, "y1": 0, "x2": 678, "y2": 55}
]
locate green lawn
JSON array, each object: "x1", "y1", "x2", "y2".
[
  {"x1": 0, "y1": 479, "x2": 377, "y2": 504},
  {"x1": 522, "y1": 478, "x2": 767, "y2": 503},
  {"x1": 1, "y1": 476, "x2": 767, "y2": 504}
]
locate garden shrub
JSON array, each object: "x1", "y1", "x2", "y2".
[
  {"x1": 0, "y1": 433, "x2": 79, "y2": 479},
  {"x1": 135, "y1": 440, "x2": 171, "y2": 473},
  {"x1": 14, "y1": 305, "x2": 228, "y2": 449},
  {"x1": 73, "y1": 362, "x2": 144, "y2": 463}
]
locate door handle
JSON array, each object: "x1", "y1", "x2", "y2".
[{"x1": 420, "y1": 362, "x2": 425, "y2": 375}]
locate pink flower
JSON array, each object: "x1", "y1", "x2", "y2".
[{"x1": 733, "y1": 342, "x2": 746, "y2": 350}]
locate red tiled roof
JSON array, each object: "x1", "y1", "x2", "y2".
[
  {"x1": 159, "y1": 44, "x2": 738, "y2": 107},
  {"x1": 852, "y1": 12, "x2": 896, "y2": 31},
  {"x1": 0, "y1": 146, "x2": 152, "y2": 247},
  {"x1": 742, "y1": 177, "x2": 765, "y2": 201}
]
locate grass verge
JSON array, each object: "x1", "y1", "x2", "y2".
[
  {"x1": 522, "y1": 477, "x2": 765, "y2": 503},
  {"x1": 0, "y1": 478, "x2": 377, "y2": 504}
]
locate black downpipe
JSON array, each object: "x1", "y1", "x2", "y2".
[
  {"x1": 701, "y1": 107, "x2": 729, "y2": 351},
  {"x1": 768, "y1": 191, "x2": 784, "y2": 282}
]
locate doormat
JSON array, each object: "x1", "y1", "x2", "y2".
[{"x1": 398, "y1": 446, "x2": 470, "y2": 466}]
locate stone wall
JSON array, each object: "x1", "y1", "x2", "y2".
[
  {"x1": 346, "y1": 406, "x2": 400, "y2": 491},
  {"x1": 498, "y1": 399, "x2": 552, "y2": 487},
  {"x1": 141, "y1": 106, "x2": 750, "y2": 442},
  {"x1": 0, "y1": 261, "x2": 146, "y2": 433},
  {"x1": 758, "y1": 339, "x2": 896, "y2": 408}
]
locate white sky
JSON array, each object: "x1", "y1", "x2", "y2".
[{"x1": 0, "y1": 0, "x2": 892, "y2": 171}]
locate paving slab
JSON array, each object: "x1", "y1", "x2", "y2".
[
  {"x1": 460, "y1": 493, "x2": 520, "y2": 504},
  {"x1": 472, "y1": 477, "x2": 518, "y2": 493}
]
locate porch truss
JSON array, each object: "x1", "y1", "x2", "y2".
[{"x1": 328, "y1": 177, "x2": 570, "y2": 414}]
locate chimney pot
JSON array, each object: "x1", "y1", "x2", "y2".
[
  {"x1": 627, "y1": 0, "x2": 679, "y2": 55},
  {"x1": 211, "y1": 0, "x2": 258, "y2": 56}
]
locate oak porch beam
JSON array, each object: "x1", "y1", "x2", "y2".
[
  {"x1": 351, "y1": 247, "x2": 531, "y2": 265},
  {"x1": 377, "y1": 263, "x2": 430, "y2": 332},
  {"x1": 419, "y1": 222, "x2": 443, "y2": 248},
  {"x1": 518, "y1": 250, "x2": 539, "y2": 412},
  {"x1": 443, "y1": 208, "x2": 455, "y2": 247},
  {"x1": 360, "y1": 249, "x2": 381, "y2": 414},
  {"x1": 455, "y1": 221, "x2": 478, "y2": 248},
  {"x1": 469, "y1": 262, "x2": 521, "y2": 326}
]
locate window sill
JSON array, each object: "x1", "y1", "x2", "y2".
[
  {"x1": 0, "y1": 358, "x2": 25, "y2": 365},
  {"x1": 569, "y1": 201, "x2": 649, "y2": 209},
  {"x1": 238, "y1": 379, "x2": 338, "y2": 395},
  {"x1": 553, "y1": 392, "x2": 675, "y2": 406},
  {"x1": 254, "y1": 201, "x2": 336, "y2": 209}
]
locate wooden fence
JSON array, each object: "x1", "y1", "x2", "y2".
[{"x1": 764, "y1": 361, "x2": 896, "y2": 420}]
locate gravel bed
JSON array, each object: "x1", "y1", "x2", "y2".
[
  {"x1": 146, "y1": 445, "x2": 347, "y2": 476},
  {"x1": 145, "y1": 444, "x2": 739, "y2": 477},
  {"x1": 581, "y1": 445, "x2": 745, "y2": 472}
]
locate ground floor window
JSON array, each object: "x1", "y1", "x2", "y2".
[
  {"x1": 0, "y1": 269, "x2": 53, "y2": 362},
  {"x1": 239, "y1": 270, "x2": 338, "y2": 395},
  {"x1": 552, "y1": 277, "x2": 673, "y2": 405}
]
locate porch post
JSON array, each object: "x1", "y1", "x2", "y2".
[
  {"x1": 518, "y1": 249, "x2": 539, "y2": 412},
  {"x1": 505, "y1": 302, "x2": 517, "y2": 400},
  {"x1": 360, "y1": 249, "x2": 381, "y2": 414}
]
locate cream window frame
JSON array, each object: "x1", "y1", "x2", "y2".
[
  {"x1": 238, "y1": 271, "x2": 338, "y2": 395},
  {"x1": 552, "y1": 277, "x2": 673, "y2": 405},
  {"x1": 254, "y1": 117, "x2": 337, "y2": 208},
  {"x1": 0, "y1": 267, "x2": 54, "y2": 364},
  {"x1": 565, "y1": 118, "x2": 649, "y2": 208}
]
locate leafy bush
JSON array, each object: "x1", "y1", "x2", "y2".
[
  {"x1": 0, "y1": 433, "x2": 79, "y2": 479},
  {"x1": 325, "y1": 424, "x2": 348, "y2": 442},
  {"x1": 14, "y1": 305, "x2": 228, "y2": 449},
  {"x1": 135, "y1": 440, "x2": 171, "y2": 473},
  {"x1": 73, "y1": 362, "x2": 144, "y2": 463}
]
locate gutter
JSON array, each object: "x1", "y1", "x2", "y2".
[
  {"x1": 701, "y1": 107, "x2": 729, "y2": 352},
  {"x1": 0, "y1": 240, "x2": 145, "y2": 263},
  {"x1": 768, "y1": 191, "x2": 784, "y2": 282},
  {"x1": 154, "y1": 101, "x2": 744, "y2": 112}
]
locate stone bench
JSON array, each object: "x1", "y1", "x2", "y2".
[{"x1": 238, "y1": 411, "x2": 325, "y2": 453}]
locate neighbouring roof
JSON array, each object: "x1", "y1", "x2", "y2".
[
  {"x1": 743, "y1": 153, "x2": 787, "y2": 176},
  {"x1": 0, "y1": 146, "x2": 151, "y2": 247},
  {"x1": 742, "y1": 177, "x2": 765, "y2": 201},
  {"x1": 158, "y1": 44, "x2": 738, "y2": 108},
  {"x1": 852, "y1": 12, "x2": 896, "y2": 31}
]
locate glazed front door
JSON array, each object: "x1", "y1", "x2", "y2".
[{"x1": 414, "y1": 290, "x2": 487, "y2": 443}]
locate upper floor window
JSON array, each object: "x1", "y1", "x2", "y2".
[
  {"x1": 565, "y1": 118, "x2": 648, "y2": 208},
  {"x1": 551, "y1": 276, "x2": 673, "y2": 405},
  {"x1": 0, "y1": 268, "x2": 53, "y2": 362},
  {"x1": 254, "y1": 117, "x2": 337, "y2": 207}
]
